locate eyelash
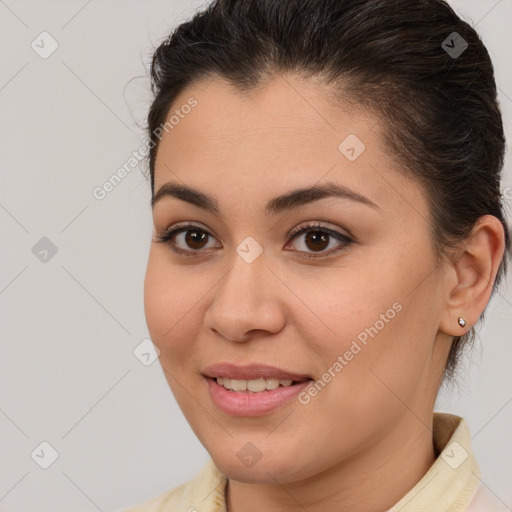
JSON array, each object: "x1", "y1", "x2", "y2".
[{"x1": 154, "y1": 221, "x2": 354, "y2": 259}]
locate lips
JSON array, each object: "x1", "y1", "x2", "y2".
[
  {"x1": 202, "y1": 363, "x2": 314, "y2": 416},
  {"x1": 202, "y1": 363, "x2": 312, "y2": 382}
]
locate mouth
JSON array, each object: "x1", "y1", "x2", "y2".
[
  {"x1": 202, "y1": 363, "x2": 314, "y2": 416},
  {"x1": 212, "y1": 376, "x2": 306, "y2": 392},
  {"x1": 202, "y1": 362, "x2": 312, "y2": 382}
]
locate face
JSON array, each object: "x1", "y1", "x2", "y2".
[{"x1": 144, "y1": 74, "x2": 452, "y2": 484}]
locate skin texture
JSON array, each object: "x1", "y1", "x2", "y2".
[{"x1": 144, "y1": 74, "x2": 505, "y2": 512}]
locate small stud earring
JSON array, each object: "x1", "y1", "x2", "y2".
[{"x1": 457, "y1": 317, "x2": 466, "y2": 328}]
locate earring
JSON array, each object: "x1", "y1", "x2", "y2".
[{"x1": 457, "y1": 317, "x2": 466, "y2": 328}]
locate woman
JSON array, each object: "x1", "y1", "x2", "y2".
[{"x1": 125, "y1": 0, "x2": 510, "y2": 510}]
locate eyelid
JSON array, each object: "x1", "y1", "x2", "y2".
[
  {"x1": 154, "y1": 221, "x2": 221, "y2": 256},
  {"x1": 156, "y1": 220, "x2": 354, "y2": 258},
  {"x1": 288, "y1": 220, "x2": 353, "y2": 241},
  {"x1": 284, "y1": 221, "x2": 354, "y2": 258}
]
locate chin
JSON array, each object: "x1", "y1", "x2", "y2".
[
  {"x1": 214, "y1": 458, "x2": 295, "y2": 484},
  {"x1": 208, "y1": 444, "x2": 312, "y2": 485}
]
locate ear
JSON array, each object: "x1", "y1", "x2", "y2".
[{"x1": 439, "y1": 215, "x2": 506, "y2": 336}]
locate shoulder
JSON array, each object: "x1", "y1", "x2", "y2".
[
  {"x1": 116, "y1": 459, "x2": 227, "y2": 512},
  {"x1": 466, "y1": 482, "x2": 510, "y2": 512}
]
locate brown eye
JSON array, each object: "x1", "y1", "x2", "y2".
[
  {"x1": 156, "y1": 221, "x2": 353, "y2": 259},
  {"x1": 303, "y1": 231, "x2": 330, "y2": 252},
  {"x1": 183, "y1": 229, "x2": 210, "y2": 250},
  {"x1": 287, "y1": 222, "x2": 353, "y2": 258},
  {"x1": 155, "y1": 224, "x2": 220, "y2": 255}
]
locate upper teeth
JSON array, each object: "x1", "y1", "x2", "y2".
[{"x1": 216, "y1": 377, "x2": 294, "y2": 392}]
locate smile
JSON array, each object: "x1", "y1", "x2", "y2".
[
  {"x1": 202, "y1": 363, "x2": 313, "y2": 416},
  {"x1": 215, "y1": 376, "x2": 296, "y2": 392}
]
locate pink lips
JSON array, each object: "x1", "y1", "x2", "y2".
[
  {"x1": 202, "y1": 363, "x2": 311, "y2": 382},
  {"x1": 202, "y1": 363, "x2": 313, "y2": 416}
]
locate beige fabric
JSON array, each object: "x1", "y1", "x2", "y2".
[{"x1": 121, "y1": 413, "x2": 506, "y2": 512}]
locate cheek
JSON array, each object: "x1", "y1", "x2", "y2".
[
  {"x1": 143, "y1": 255, "x2": 207, "y2": 412},
  {"x1": 143, "y1": 250, "x2": 201, "y2": 357},
  {"x1": 287, "y1": 251, "x2": 437, "y2": 391},
  {"x1": 309, "y1": 285, "x2": 440, "y2": 428},
  {"x1": 282, "y1": 261, "x2": 405, "y2": 356}
]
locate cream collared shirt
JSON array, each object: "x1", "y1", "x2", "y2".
[{"x1": 122, "y1": 413, "x2": 507, "y2": 511}]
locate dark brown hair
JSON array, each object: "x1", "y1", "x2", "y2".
[{"x1": 145, "y1": 0, "x2": 510, "y2": 382}]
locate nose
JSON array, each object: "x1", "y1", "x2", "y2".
[{"x1": 203, "y1": 249, "x2": 286, "y2": 342}]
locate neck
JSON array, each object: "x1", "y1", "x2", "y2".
[{"x1": 226, "y1": 414, "x2": 436, "y2": 512}]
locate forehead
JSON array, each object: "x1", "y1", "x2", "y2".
[
  {"x1": 153, "y1": 75, "x2": 425, "y2": 215},
  {"x1": 155, "y1": 74, "x2": 375, "y2": 161}
]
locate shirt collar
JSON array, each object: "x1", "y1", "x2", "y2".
[{"x1": 388, "y1": 412, "x2": 481, "y2": 511}]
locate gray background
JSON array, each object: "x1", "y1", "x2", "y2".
[{"x1": 0, "y1": 0, "x2": 511, "y2": 510}]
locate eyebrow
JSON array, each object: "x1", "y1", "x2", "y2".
[{"x1": 151, "y1": 180, "x2": 379, "y2": 215}]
